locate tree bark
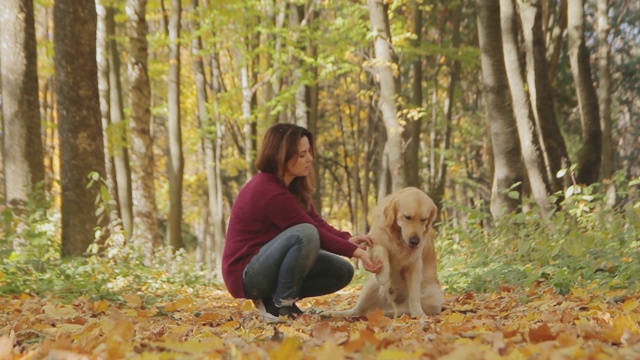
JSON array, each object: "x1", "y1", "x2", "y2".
[
  {"x1": 432, "y1": 1, "x2": 463, "y2": 209},
  {"x1": 368, "y1": 0, "x2": 405, "y2": 192},
  {"x1": 518, "y1": 0, "x2": 570, "y2": 192},
  {"x1": 500, "y1": 0, "x2": 552, "y2": 211},
  {"x1": 477, "y1": 0, "x2": 524, "y2": 217},
  {"x1": 167, "y1": 0, "x2": 184, "y2": 250},
  {"x1": 126, "y1": 0, "x2": 161, "y2": 253},
  {"x1": 54, "y1": 0, "x2": 108, "y2": 256},
  {"x1": 404, "y1": 1, "x2": 423, "y2": 188},
  {"x1": 192, "y1": 0, "x2": 225, "y2": 277},
  {"x1": 568, "y1": 0, "x2": 602, "y2": 185},
  {"x1": 106, "y1": 7, "x2": 134, "y2": 238},
  {"x1": 596, "y1": 0, "x2": 615, "y2": 205},
  {"x1": 96, "y1": 0, "x2": 118, "y2": 223},
  {"x1": 1, "y1": 0, "x2": 45, "y2": 206}
]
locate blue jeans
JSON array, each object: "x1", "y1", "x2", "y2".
[{"x1": 242, "y1": 223, "x2": 354, "y2": 307}]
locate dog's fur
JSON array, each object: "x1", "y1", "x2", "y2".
[{"x1": 333, "y1": 187, "x2": 444, "y2": 318}]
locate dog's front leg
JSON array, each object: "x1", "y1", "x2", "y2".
[
  {"x1": 371, "y1": 246, "x2": 392, "y2": 299},
  {"x1": 328, "y1": 277, "x2": 379, "y2": 317},
  {"x1": 406, "y1": 259, "x2": 427, "y2": 317}
]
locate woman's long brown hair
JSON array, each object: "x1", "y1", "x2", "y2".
[{"x1": 255, "y1": 123, "x2": 316, "y2": 210}]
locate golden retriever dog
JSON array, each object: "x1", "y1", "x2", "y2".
[{"x1": 332, "y1": 187, "x2": 444, "y2": 318}]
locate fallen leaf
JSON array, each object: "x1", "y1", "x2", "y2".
[
  {"x1": 122, "y1": 294, "x2": 143, "y2": 308},
  {"x1": 528, "y1": 323, "x2": 556, "y2": 343}
]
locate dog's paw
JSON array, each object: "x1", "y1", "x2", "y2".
[
  {"x1": 324, "y1": 309, "x2": 354, "y2": 318},
  {"x1": 422, "y1": 304, "x2": 442, "y2": 315}
]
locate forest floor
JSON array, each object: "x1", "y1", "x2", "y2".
[{"x1": 1, "y1": 281, "x2": 640, "y2": 360}]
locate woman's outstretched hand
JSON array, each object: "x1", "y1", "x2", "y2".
[
  {"x1": 352, "y1": 247, "x2": 383, "y2": 273},
  {"x1": 348, "y1": 234, "x2": 373, "y2": 249}
]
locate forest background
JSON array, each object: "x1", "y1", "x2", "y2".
[{"x1": 1, "y1": 0, "x2": 640, "y2": 357}]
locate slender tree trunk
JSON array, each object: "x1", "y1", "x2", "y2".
[
  {"x1": 596, "y1": 0, "x2": 615, "y2": 206},
  {"x1": 167, "y1": 0, "x2": 184, "y2": 250},
  {"x1": 568, "y1": 0, "x2": 602, "y2": 185},
  {"x1": 127, "y1": 0, "x2": 161, "y2": 254},
  {"x1": 545, "y1": 0, "x2": 567, "y2": 85},
  {"x1": 478, "y1": 0, "x2": 524, "y2": 217},
  {"x1": 432, "y1": 1, "x2": 463, "y2": 209},
  {"x1": 404, "y1": 1, "x2": 423, "y2": 188},
  {"x1": 96, "y1": 0, "x2": 119, "y2": 223},
  {"x1": 500, "y1": 0, "x2": 552, "y2": 211},
  {"x1": 518, "y1": 0, "x2": 570, "y2": 192},
  {"x1": 368, "y1": 0, "x2": 405, "y2": 192},
  {"x1": 54, "y1": 0, "x2": 108, "y2": 256},
  {"x1": 192, "y1": 0, "x2": 225, "y2": 277},
  {"x1": 1, "y1": 0, "x2": 45, "y2": 206},
  {"x1": 106, "y1": 7, "x2": 134, "y2": 238}
]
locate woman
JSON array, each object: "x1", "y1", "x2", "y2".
[{"x1": 222, "y1": 123, "x2": 382, "y2": 319}]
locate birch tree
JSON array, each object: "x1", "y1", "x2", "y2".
[
  {"x1": 368, "y1": 0, "x2": 405, "y2": 192},
  {"x1": 1, "y1": 0, "x2": 44, "y2": 206}
]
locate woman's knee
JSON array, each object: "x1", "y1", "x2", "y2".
[{"x1": 290, "y1": 223, "x2": 320, "y2": 250}]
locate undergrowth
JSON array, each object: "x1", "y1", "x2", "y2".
[
  {"x1": 1, "y1": 177, "x2": 639, "y2": 303},
  {"x1": 438, "y1": 177, "x2": 640, "y2": 296}
]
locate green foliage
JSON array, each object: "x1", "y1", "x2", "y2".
[
  {"x1": 0, "y1": 183, "x2": 218, "y2": 303},
  {"x1": 438, "y1": 178, "x2": 640, "y2": 296}
]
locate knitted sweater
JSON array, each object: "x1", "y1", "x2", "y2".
[{"x1": 222, "y1": 172, "x2": 358, "y2": 298}]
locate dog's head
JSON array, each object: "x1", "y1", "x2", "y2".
[{"x1": 382, "y1": 187, "x2": 437, "y2": 250}]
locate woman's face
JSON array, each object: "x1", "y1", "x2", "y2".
[{"x1": 284, "y1": 136, "x2": 313, "y2": 185}]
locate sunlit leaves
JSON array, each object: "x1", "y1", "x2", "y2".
[{"x1": 2, "y1": 284, "x2": 640, "y2": 358}]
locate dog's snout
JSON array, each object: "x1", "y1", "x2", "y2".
[{"x1": 409, "y1": 236, "x2": 420, "y2": 247}]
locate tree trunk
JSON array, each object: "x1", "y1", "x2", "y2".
[
  {"x1": 477, "y1": 0, "x2": 524, "y2": 217},
  {"x1": 368, "y1": 0, "x2": 405, "y2": 192},
  {"x1": 518, "y1": 0, "x2": 570, "y2": 193},
  {"x1": 167, "y1": 0, "x2": 184, "y2": 250},
  {"x1": 544, "y1": 0, "x2": 567, "y2": 85},
  {"x1": 54, "y1": 0, "x2": 108, "y2": 256},
  {"x1": 1, "y1": 0, "x2": 45, "y2": 207},
  {"x1": 192, "y1": 0, "x2": 225, "y2": 277},
  {"x1": 568, "y1": 0, "x2": 602, "y2": 185},
  {"x1": 127, "y1": 0, "x2": 161, "y2": 254},
  {"x1": 432, "y1": 1, "x2": 463, "y2": 209},
  {"x1": 596, "y1": 0, "x2": 615, "y2": 205},
  {"x1": 500, "y1": 0, "x2": 552, "y2": 211},
  {"x1": 404, "y1": 1, "x2": 423, "y2": 188},
  {"x1": 106, "y1": 7, "x2": 134, "y2": 238},
  {"x1": 96, "y1": 0, "x2": 119, "y2": 223}
]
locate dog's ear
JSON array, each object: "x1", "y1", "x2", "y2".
[
  {"x1": 425, "y1": 203, "x2": 438, "y2": 231},
  {"x1": 383, "y1": 199, "x2": 398, "y2": 229}
]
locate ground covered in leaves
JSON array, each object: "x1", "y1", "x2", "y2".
[{"x1": 1, "y1": 282, "x2": 640, "y2": 359}]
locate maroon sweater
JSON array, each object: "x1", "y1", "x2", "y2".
[{"x1": 222, "y1": 172, "x2": 358, "y2": 298}]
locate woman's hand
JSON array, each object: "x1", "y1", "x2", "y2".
[
  {"x1": 348, "y1": 234, "x2": 374, "y2": 249},
  {"x1": 353, "y1": 248, "x2": 383, "y2": 273}
]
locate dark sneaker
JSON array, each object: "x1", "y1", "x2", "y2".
[
  {"x1": 252, "y1": 298, "x2": 280, "y2": 322},
  {"x1": 278, "y1": 304, "x2": 304, "y2": 319},
  {"x1": 261, "y1": 297, "x2": 279, "y2": 317}
]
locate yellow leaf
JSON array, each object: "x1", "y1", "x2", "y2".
[
  {"x1": 122, "y1": 293, "x2": 143, "y2": 308},
  {"x1": 43, "y1": 304, "x2": 78, "y2": 319},
  {"x1": 150, "y1": 338, "x2": 225, "y2": 354},
  {"x1": 93, "y1": 300, "x2": 109, "y2": 313},
  {"x1": 164, "y1": 297, "x2": 193, "y2": 312},
  {"x1": 622, "y1": 299, "x2": 639, "y2": 313},
  {"x1": 446, "y1": 312, "x2": 465, "y2": 324},
  {"x1": 241, "y1": 300, "x2": 255, "y2": 312},
  {"x1": 269, "y1": 337, "x2": 301, "y2": 360},
  {"x1": 376, "y1": 349, "x2": 414, "y2": 360},
  {"x1": 570, "y1": 288, "x2": 587, "y2": 297},
  {"x1": 314, "y1": 341, "x2": 345, "y2": 360}
]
